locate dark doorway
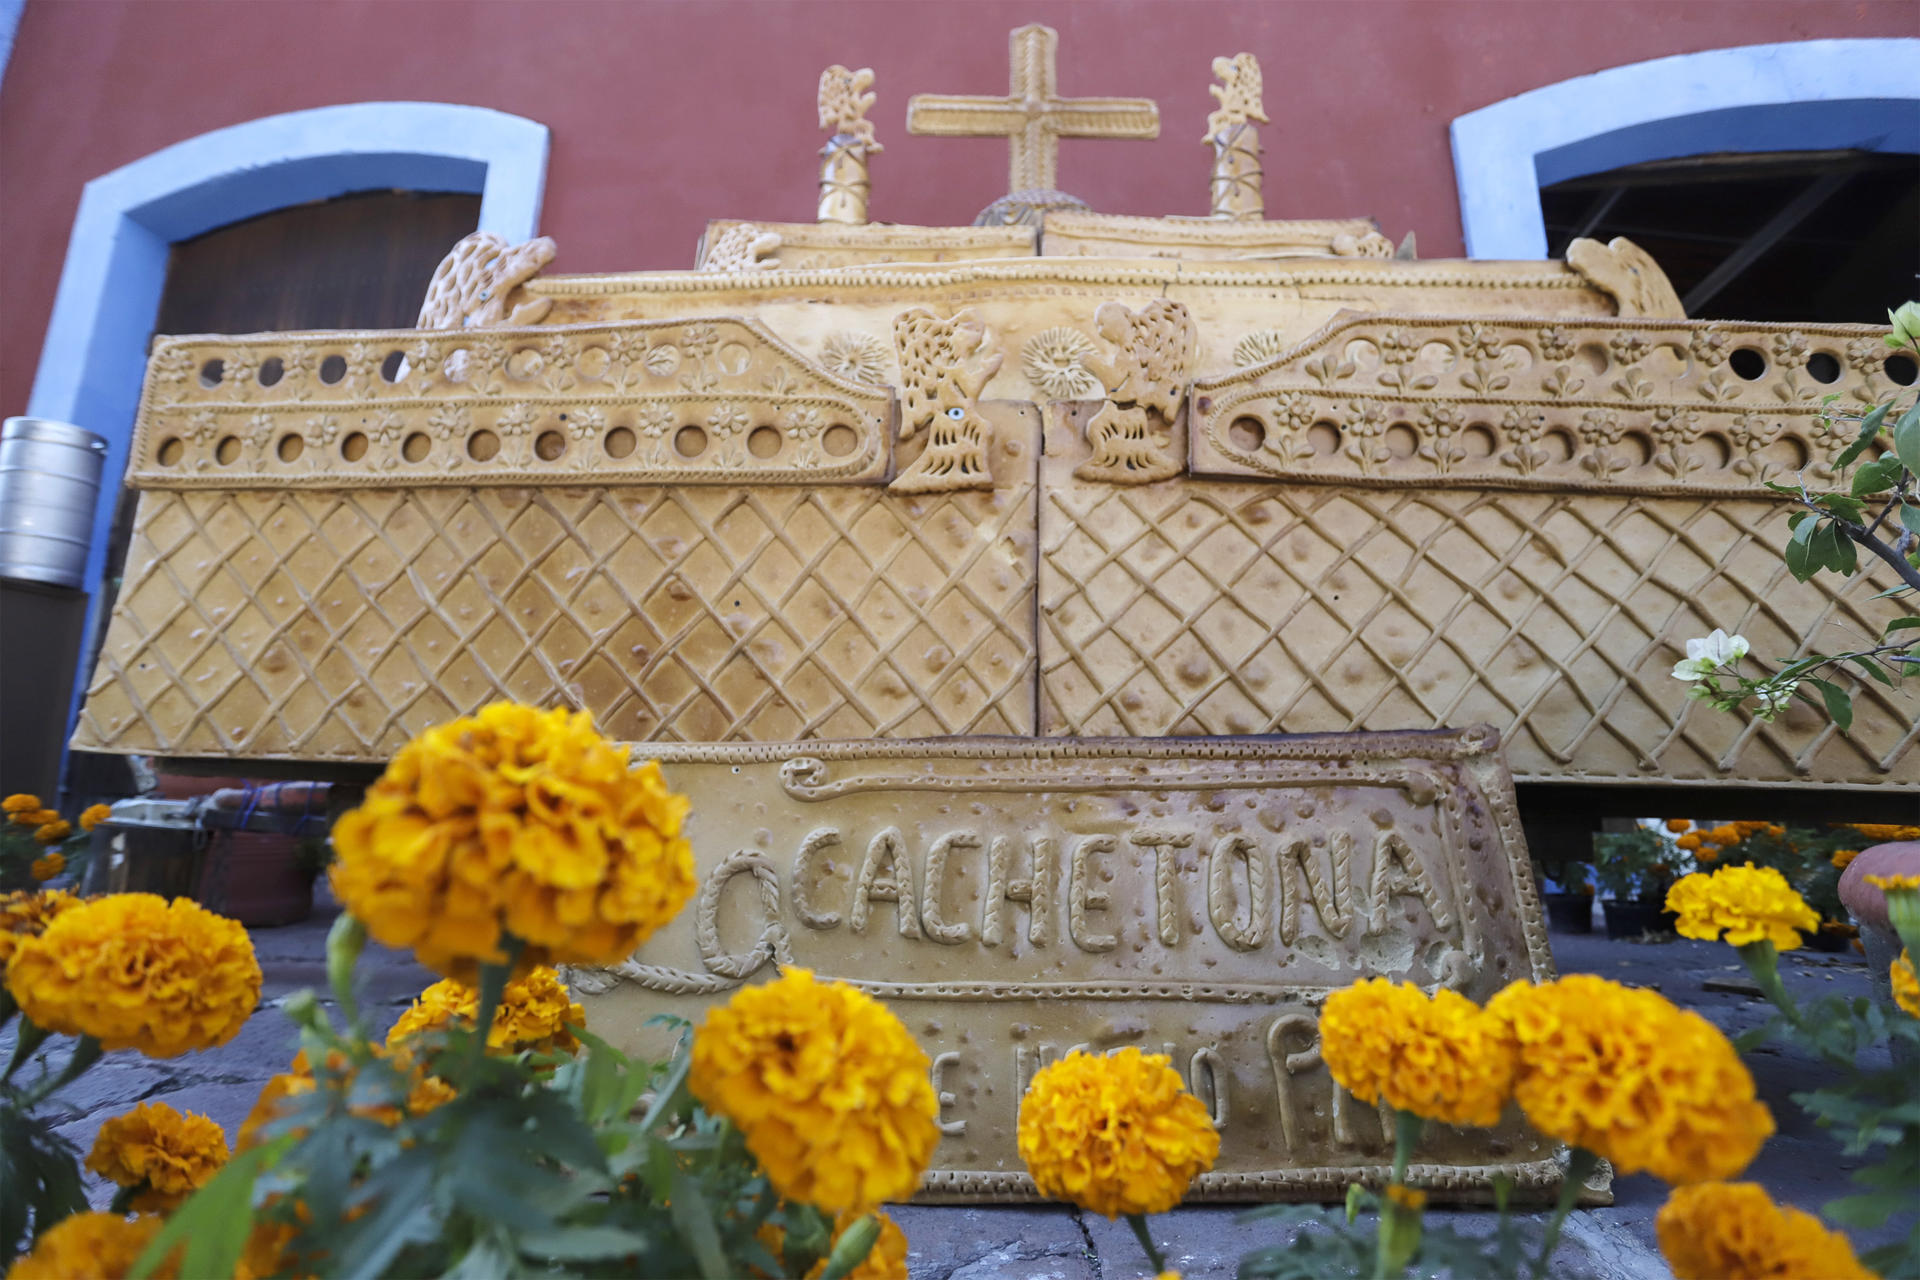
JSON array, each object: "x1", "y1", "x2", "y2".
[{"x1": 1542, "y1": 149, "x2": 1919, "y2": 322}]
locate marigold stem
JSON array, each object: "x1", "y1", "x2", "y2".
[
  {"x1": 1536, "y1": 1146, "x2": 1600, "y2": 1272},
  {"x1": 1126, "y1": 1213, "x2": 1167, "y2": 1273},
  {"x1": 1736, "y1": 940, "x2": 1798, "y2": 1025},
  {"x1": 324, "y1": 912, "x2": 367, "y2": 1033},
  {"x1": 463, "y1": 938, "x2": 522, "y2": 1082}
]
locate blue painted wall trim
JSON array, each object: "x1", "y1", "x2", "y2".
[
  {"x1": 24, "y1": 102, "x2": 548, "y2": 770},
  {"x1": 1451, "y1": 39, "x2": 1920, "y2": 260},
  {"x1": 0, "y1": 0, "x2": 23, "y2": 94}
]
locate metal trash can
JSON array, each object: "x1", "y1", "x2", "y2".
[
  {"x1": 84, "y1": 799, "x2": 203, "y2": 899},
  {"x1": 0, "y1": 417, "x2": 109, "y2": 590}
]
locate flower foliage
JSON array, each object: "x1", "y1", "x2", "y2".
[
  {"x1": 1656, "y1": 1181, "x2": 1874, "y2": 1280},
  {"x1": 1016, "y1": 1047, "x2": 1220, "y2": 1219},
  {"x1": 1317, "y1": 978, "x2": 1517, "y2": 1127},
  {"x1": 1665, "y1": 864, "x2": 1820, "y2": 950},
  {"x1": 1488, "y1": 975, "x2": 1772, "y2": 1184},
  {"x1": 329, "y1": 702, "x2": 695, "y2": 979},
  {"x1": 387, "y1": 966, "x2": 585, "y2": 1055},
  {"x1": 4, "y1": 1211, "x2": 177, "y2": 1280},
  {"x1": 811, "y1": 1211, "x2": 909, "y2": 1280},
  {"x1": 4, "y1": 893, "x2": 260, "y2": 1057},
  {"x1": 691, "y1": 967, "x2": 939, "y2": 1215},
  {"x1": 85, "y1": 1101, "x2": 231, "y2": 1210}
]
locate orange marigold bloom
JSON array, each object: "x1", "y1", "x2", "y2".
[
  {"x1": 86, "y1": 1101, "x2": 230, "y2": 1211},
  {"x1": 1848, "y1": 823, "x2": 1920, "y2": 842},
  {"x1": 0, "y1": 888, "x2": 81, "y2": 971},
  {"x1": 1488, "y1": 975, "x2": 1771, "y2": 1184},
  {"x1": 80, "y1": 803, "x2": 113, "y2": 832},
  {"x1": 31, "y1": 819, "x2": 70, "y2": 844},
  {"x1": 1316, "y1": 977, "x2": 1517, "y2": 1128},
  {"x1": 1665, "y1": 819, "x2": 1692, "y2": 833},
  {"x1": 692, "y1": 968, "x2": 939, "y2": 1215},
  {"x1": 4, "y1": 893, "x2": 260, "y2": 1057},
  {"x1": 1385, "y1": 1184, "x2": 1428, "y2": 1212},
  {"x1": 805, "y1": 1210, "x2": 911, "y2": 1280},
  {"x1": 1831, "y1": 848, "x2": 1861, "y2": 870},
  {"x1": 10, "y1": 806, "x2": 58, "y2": 828},
  {"x1": 29, "y1": 852, "x2": 64, "y2": 882},
  {"x1": 386, "y1": 966, "x2": 585, "y2": 1055},
  {"x1": 2, "y1": 793, "x2": 40, "y2": 814},
  {"x1": 1657, "y1": 1182, "x2": 1873, "y2": 1280},
  {"x1": 1017, "y1": 1047, "x2": 1219, "y2": 1219},
  {"x1": 4, "y1": 1212, "x2": 178, "y2": 1280},
  {"x1": 329, "y1": 702, "x2": 695, "y2": 980},
  {"x1": 1866, "y1": 874, "x2": 1920, "y2": 893}
]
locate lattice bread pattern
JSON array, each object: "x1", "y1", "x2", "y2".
[
  {"x1": 76, "y1": 481, "x2": 1036, "y2": 761},
  {"x1": 1037, "y1": 464, "x2": 1915, "y2": 787}
]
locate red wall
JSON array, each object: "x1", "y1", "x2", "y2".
[{"x1": 2, "y1": 0, "x2": 1912, "y2": 420}]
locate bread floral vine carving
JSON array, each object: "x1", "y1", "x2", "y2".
[
  {"x1": 1022, "y1": 327, "x2": 1101, "y2": 398},
  {"x1": 416, "y1": 232, "x2": 557, "y2": 330}
]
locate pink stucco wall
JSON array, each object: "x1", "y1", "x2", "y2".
[{"x1": 2, "y1": 0, "x2": 1912, "y2": 420}]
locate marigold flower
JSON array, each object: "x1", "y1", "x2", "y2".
[
  {"x1": 1866, "y1": 873, "x2": 1920, "y2": 892},
  {"x1": 692, "y1": 968, "x2": 938, "y2": 1214},
  {"x1": 1665, "y1": 864, "x2": 1819, "y2": 950},
  {"x1": 29, "y1": 852, "x2": 64, "y2": 882},
  {"x1": 329, "y1": 702, "x2": 696, "y2": 980},
  {"x1": 806, "y1": 1210, "x2": 910, "y2": 1280},
  {"x1": 1317, "y1": 977, "x2": 1516, "y2": 1128},
  {"x1": 80, "y1": 803, "x2": 113, "y2": 832},
  {"x1": 386, "y1": 965, "x2": 585, "y2": 1054},
  {"x1": 1675, "y1": 833, "x2": 1703, "y2": 851},
  {"x1": 1488, "y1": 975, "x2": 1772, "y2": 1184},
  {"x1": 1016, "y1": 1047, "x2": 1219, "y2": 1219},
  {"x1": 4, "y1": 1211, "x2": 178, "y2": 1279},
  {"x1": 1385, "y1": 1184, "x2": 1428, "y2": 1212},
  {"x1": 0, "y1": 888, "x2": 81, "y2": 970},
  {"x1": 4, "y1": 893, "x2": 261, "y2": 1057},
  {"x1": 1831, "y1": 848, "x2": 1861, "y2": 870},
  {"x1": 1703, "y1": 824, "x2": 1741, "y2": 846},
  {"x1": 32, "y1": 819, "x2": 72, "y2": 845},
  {"x1": 1848, "y1": 823, "x2": 1920, "y2": 842},
  {"x1": 1656, "y1": 1181, "x2": 1873, "y2": 1280},
  {"x1": 2, "y1": 793, "x2": 40, "y2": 814},
  {"x1": 1665, "y1": 819, "x2": 1691, "y2": 833},
  {"x1": 1893, "y1": 949, "x2": 1920, "y2": 1019},
  {"x1": 235, "y1": 1069, "x2": 316, "y2": 1151},
  {"x1": 86, "y1": 1101, "x2": 231, "y2": 1210},
  {"x1": 1696, "y1": 847, "x2": 1720, "y2": 864}
]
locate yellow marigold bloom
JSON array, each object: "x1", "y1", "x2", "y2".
[
  {"x1": 1866, "y1": 873, "x2": 1920, "y2": 892},
  {"x1": 1893, "y1": 949, "x2": 1920, "y2": 1019},
  {"x1": 1831, "y1": 848, "x2": 1861, "y2": 870},
  {"x1": 1665, "y1": 864, "x2": 1819, "y2": 950},
  {"x1": 1016, "y1": 1047, "x2": 1219, "y2": 1219},
  {"x1": 85, "y1": 1101, "x2": 230, "y2": 1211},
  {"x1": 1316, "y1": 977, "x2": 1516, "y2": 1128},
  {"x1": 804, "y1": 1210, "x2": 910, "y2": 1280},
  {"x1": 1656, "y1": 1181, "x2": 1874, "y2": 1280},
  {"x1": 0, "y1": 888, "x2": 81, "y2": 970},
  {"x1": 4, "y1": 893, "x2": 260, "y2": 1057},
  {"x1": 80, "y1": 803, "x2": 113, "y2": 833},
  {"x1": 235, "y1": 1069, "x2": 315, "y2": 1151},
  {"x1": 1488, "y1": 975, "x2": 1772, "y2": 1184},
  {"x1": 691, "y1": 968, "x2": 939, "y2": 1214},
  {"x1": 2, "y1": 793, "x2": 40, "y2": 814},
  {"x1": 29, "y1": 852, "x2": 63, "y2": 882},
  {"x1": 329, "y1": 702, "x2": 696, "y2": 980},
  {"x1": 1665, "y1": 818, "x2": 1691, "y2": 833},
  {"x1": 4, "y1": 1211, "x2": 178, "y2": 1280},
  {"x1": 386, "y1": 965, "x2": 585, "y2": 1054}
]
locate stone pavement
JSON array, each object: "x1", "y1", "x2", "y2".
[{"x1": 8, "y1": 888, "x2": 1905, "y2": 1279}]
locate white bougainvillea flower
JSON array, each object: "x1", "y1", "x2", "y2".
[{"x1": 1671, "y1": 629, "x2": 1750, "y2": 681}]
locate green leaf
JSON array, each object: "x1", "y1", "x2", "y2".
[
  {"x1": 1808, "y1": 678, "x2": 1854, "y2": 733},
  {"x1": 1887, "y1": 615, "x2": 1920, "y2": 634},
  {"x1": 1835, "y1": 400, "x2": 1893, "y2": 467},
  {"x1": 1848, "y1": 654, "x2": 1896, "y2": 687},
  {"x1": 1851, "y1": 455, "x2": 1904, "y2": 497},
  {"x1": 1817, "y1": 494, "x2": 1869, "y2": 525},
  {"x1": 1894, "y1": 402, "x2": 1920, "y2": 474},
  {"x1": 518, "y1": 1225, "x2": 658, "y2": 1262},
  {"x1": 667, "y1": 1171, "x2": 730, "y2": 1280},
  {"x1": 1901, "y1": 503, "x2": 1920, "y2": 537},
  {"x1": 129, "y1": 1139, "x2": 282, "y2": 1280}
]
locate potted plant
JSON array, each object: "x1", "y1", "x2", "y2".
[
  {"x1": 1537, "y1": 860, "x2": 1596, "y2": 933},
  {"x1": 1593, "y1": 826, "x2": 1681, "y2": 939}
]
